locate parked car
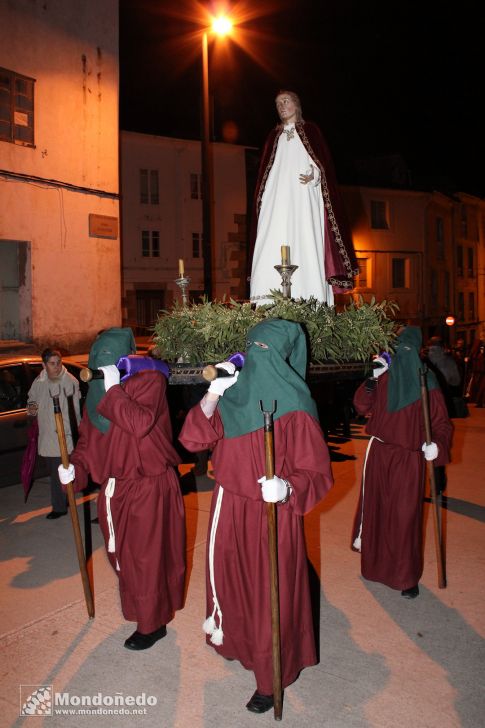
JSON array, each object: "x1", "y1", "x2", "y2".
[{"x1": 0, "y1": 355, "x2": 88, "y2": 488}]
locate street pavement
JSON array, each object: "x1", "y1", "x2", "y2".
[{"x1": 1, "y1": 408, "x2": 484, "y2": 727}]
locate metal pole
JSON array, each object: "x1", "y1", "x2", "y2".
[{"x1": 201, "y1": 31, "x2": 213, "y2": 300}]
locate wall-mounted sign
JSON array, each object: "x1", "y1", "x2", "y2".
[{"x1": 89, "y1": 214, "x2": 118, "y2": 239}]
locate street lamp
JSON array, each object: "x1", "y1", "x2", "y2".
[{"x1": 201, "y1": 15, "x2": 232, "y2": 300}]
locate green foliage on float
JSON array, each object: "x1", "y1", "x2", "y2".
[{"x1": 153, "y1": 292, "x2": 399, "y2": 365}]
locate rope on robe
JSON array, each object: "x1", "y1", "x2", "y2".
[{"x1": 203, "y1": 485, "x2": 224, "y2": 645}]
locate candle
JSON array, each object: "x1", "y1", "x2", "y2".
[
  {"x1": 281, "y1": 245, "x2": 290, "y2": 265},
  {"x1": 178, "y1": 258, "x2": 184, "y2": 277}
]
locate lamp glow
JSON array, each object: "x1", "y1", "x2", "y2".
[{"x1": 212, "y1": 15, "x2": 232, "y2": 36}]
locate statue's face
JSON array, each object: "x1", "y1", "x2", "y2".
[{"x1": 276, "y1": 94, "x2": 298, "y2": 124}]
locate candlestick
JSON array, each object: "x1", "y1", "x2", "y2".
[
  {"x1": 274, "y1": 263, "x2": 299, "y2": 299},
  {"x1": 178, "y1": 258, "x2": 185, "y2": 277},
  {"x1": 175, "y1": 274, "x2": 191, "y2": 307},
  {"x1": 281, "y1": 245, "x2": 290, "y2": 265}
]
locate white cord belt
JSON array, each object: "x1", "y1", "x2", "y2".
[
  {"x1": 353, "y1": 436, "x2": 384, "y2": 551},
  {"x1": 105, "y1": 477, "x2": 120, "y2": 571},
  {"x1": 202, "y1": 485, "x2": 224, "y2": 645}
]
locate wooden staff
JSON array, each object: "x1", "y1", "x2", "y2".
[
  {"x1": 52, "y1": 392, "x2": 95, "y2": 617},
  {"x1": 259, "y1": 400, "x2": 283, "y2": 721},
  {"x1": 419, "y1": 368, "x2": 446, "y2": 589}
]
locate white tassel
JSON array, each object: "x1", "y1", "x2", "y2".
[
  {"x1": 202, "y1": 615, "x2": 216, "y2": 635},
  {"x1": 210, "y1": 627, "x2": 224, "y2": 645},
  {"x1": 353, "y1": 536, "x2": 361, "y2": 551}
]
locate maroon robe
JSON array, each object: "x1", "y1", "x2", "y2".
[
  {"x1": 249, "y1": 120, "x2": 358, "y2": 290},
  {"x1": 351, "y1": 375, "x2": 453, "y2": 590},
  {"x1": 179, "y1": 405, "x2": 333, "y2": 694},
  {"x1": 71, "y1": 371, "x2": 185, "y2": 633}
]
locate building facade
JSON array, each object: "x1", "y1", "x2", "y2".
[
  {"x1": 120, "y1": 131, "x2": 253, "y2": 332},
  {"x1": 0, "y1": 0, "x2": 120, "y2": 352},
  {"x1": 342, "y1": 185, "x2": 485, "y2": 348}
]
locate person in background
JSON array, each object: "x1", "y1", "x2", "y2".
[
  {"x1": 249, "y1": 90, "x2": 357, "y2": 305},
  {"x1": 423, "y1": 336, "x2": 461, "y2": 417},
  {"x1": 352, "y1": 327, "x2": 453, "y2": 598},
  {"x1": 27, "y1": 348, "x2": 81, "y2": 519},
  {"x1": 467, "y1": 339, "x2": 485, "y2": 406},
  {"x1": 179, "y1": 318, "x2": 334, "y2": 714},
  {"x1": 58, "y1": 328, "x2": 186, "y2": 650}
]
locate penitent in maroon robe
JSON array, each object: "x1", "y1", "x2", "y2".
[
  {"x1": 179, "y1": 405, "x2": 333, "y2": 695},
  {"x1": 71, "y1": 371, "x2": 185, "y2": 633},
  {"x1": 351, "y1": 374, "x2": 453, "y2": 590}
]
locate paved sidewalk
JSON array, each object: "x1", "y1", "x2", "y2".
[{"x1": 1, "y1": 409, "x2": 484, "y2": 727}]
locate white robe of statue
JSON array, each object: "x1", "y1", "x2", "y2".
[{"x1": 250, "y1": 123, "x2": 334, "y2": 306}]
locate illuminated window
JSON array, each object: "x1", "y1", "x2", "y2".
[
  {"x1": 356, "y1": 258, "x2": 368, "y2": 287},
  {"x1": 370, "y1": 200, "x2": 389, "y2": 230},
  {"x1": 0, "y1": 67, "x2": 35, "y2": 146}
]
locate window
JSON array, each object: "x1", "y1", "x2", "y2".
[
  {"x1": 190, "y1": 173, "x2": 203, "y2": 200},
  {"x1": 460, "y1": 206, "x2": 468, "y2": 238},
  {"x1": 430, "y1": 269, "x2": 438, "y2": 302},
  {"x1": 356, "y1": 258, "x2": 369, "y2": 287},
  {"x1": 392, "y1": 258, "x2": 406, "y2": 288},
  {"x1": 467, "y1": 247, "x2": 474, "y2": 277},
  {"x1": 141, "y1": 230, "x2": 160, "y2": 257},
  {"x1": 152, "y1": 230, "x2": 160, "y2": 257},
  {"x1": 0, "y1": 364, "x2": 26, "y2": 412},
  {"x1": 468, "y1": 292, "x2": 475, "y2": 321},
  {"x1": 444, "y1": 271, "x2": 450, "y2": 310},
  {"x1": 457, "y1": 292, "x2": 464, "y2": 321},
  {"x1": 370, "y1": 200, "x2": 389, "y2": 230},
  {"x1": 192, "y1": 232, "x2": 202, "y2": 258},
  {"x1": 436, "y1": 217, "x2": 444, "y2": 260},
  {"x1": 0, "y1": 67, "x2": 35, "y2": 146},
  {"x1": 457, "y1": 245, "x2": 463, "y2": 277},
  {"x1": 140, "y1": 169, "x2": 159, "y2": 204}
]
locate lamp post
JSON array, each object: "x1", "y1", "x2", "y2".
[
  {"x1": 201, "y1": 30, "x2": 213, "y2": 300},
  {"x1": 201, "y1": 15, "x2": 232, "y2": 301}
]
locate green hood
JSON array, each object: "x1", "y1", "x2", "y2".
[
  {"x1": 86, "y1": 327, "x2": 136, "y2": 432},
  {"x1": 218, "y1": 318, "x2": 318, "y2": 438},
  {"x1": 387, "y1": 326, "x2": 438, "y2": 412}
]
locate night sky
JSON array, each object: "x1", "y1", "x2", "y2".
[{"x1": 119, "y1": 0, "x2": 484, "y2": 196}]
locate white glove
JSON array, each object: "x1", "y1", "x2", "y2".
[
  {"x1": 207, "y1": 362, "x2": 239, "y2": 397},
  {"x1": 58, "y1": 463, "x2": 75, "y2": 484},
  {"x1": 372, "y1": 355, "x2": 389, "y2": 379},
  {"x1": 422, "y1": 442, "x2": 439, "y2": 461},
  {"x1": 99, "y1": 364, "x2": 120, "y2": 392},
  {"x1": 258, "y1": 475, "x2": 290, "y2": 503}
]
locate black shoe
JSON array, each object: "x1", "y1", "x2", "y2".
[
  {"x1": 401, "y1": 585, "x2": 419, "y2": 599},
  {"x1": 246, "y1": 691, "x2": 274, "y2": 714},
  {"x1": 46, "y1": 510, "x2": 68, "y2": 520},
  {"x1": 124, "y1": 625, "x2": 167, "y2": 650},
  {"x1": 91, "y1": 517, "x2": 99, "y2": 524}
]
